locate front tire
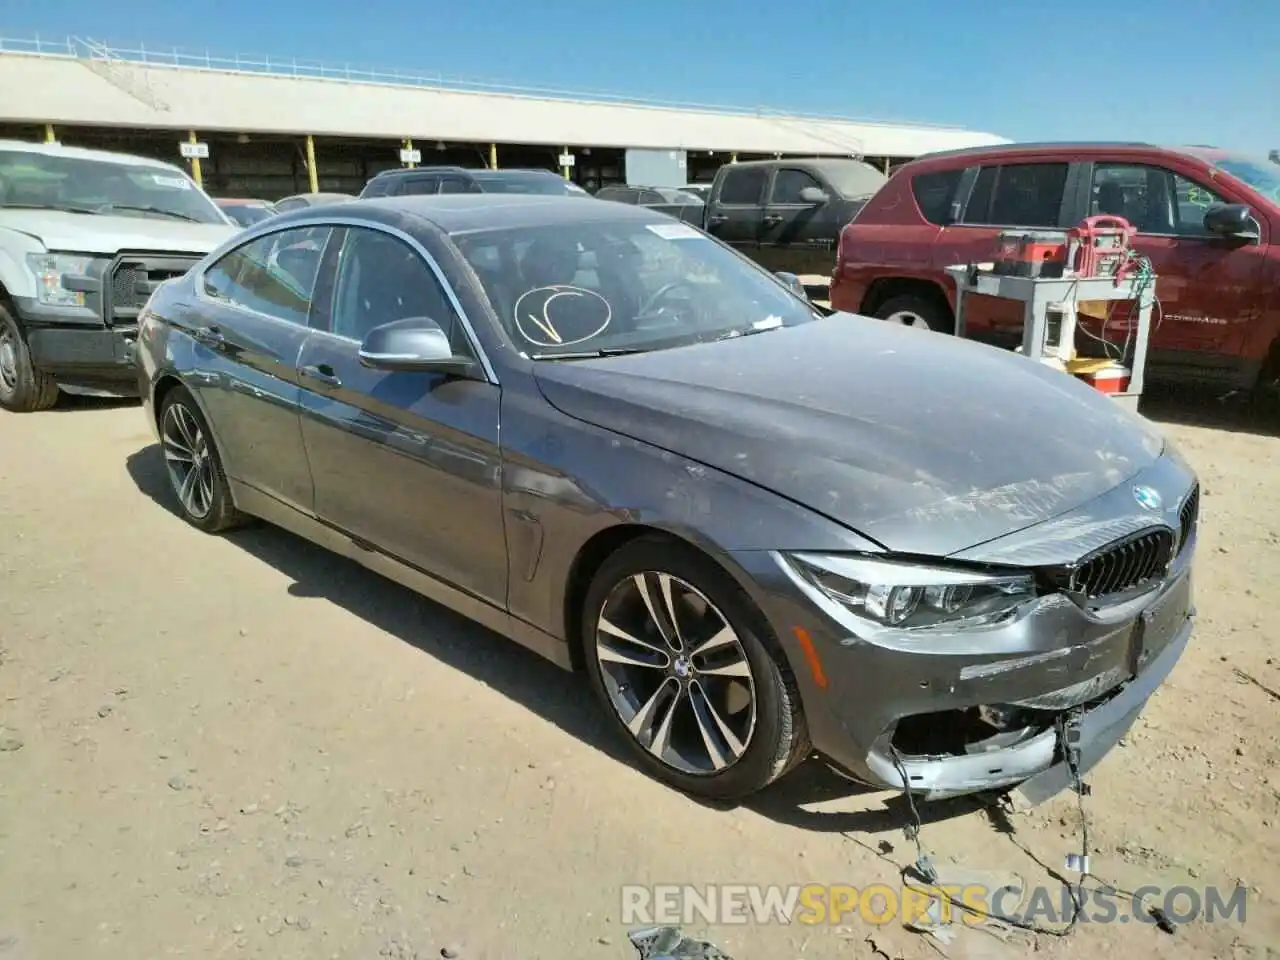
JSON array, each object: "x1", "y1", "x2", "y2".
[
  {"x1": 158, "y1": 385, "x2": 246, "y2": 533},
  {"x1": 581, "y1": 536, "x2": 810, "y2": 800},
  {"x1": 873, "y1": 293, "x2": 954, "y2": 333},
  {"x1": 0, "y1": 303, "x2": 59, "y2": 412}
]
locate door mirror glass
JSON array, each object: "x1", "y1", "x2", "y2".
[
  {"x1": 798, "y1": 185, "x2": 829, "y2": 204},
  {"x1": 775, "y1": 271, "x2": 807, "y2": 298},
  {"x1": 358, "y1": 317, "x2": 475, "y2": 376},
  {"x1": 1203, "y1": 203, "x2": 1258, "y2": 238}
]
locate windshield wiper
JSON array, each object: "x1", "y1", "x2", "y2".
[
  {"x1": 95, "y1": 203, "x2": 201, "y2": 222},
  {"x1": 529, "y1": 346, "x2": 650, "y2": 360},
  {"x1": 715, "y1": 316, "x2": 787, "y2": 341},
  {"x1": 1, "y1": 202, "x2": 102, "y2": 215}
]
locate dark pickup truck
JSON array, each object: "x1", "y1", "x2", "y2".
[{"x1": 700, "y1": 158, "x2": 888, "y2": 276}]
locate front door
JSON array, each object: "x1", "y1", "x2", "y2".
[
  {"x1": 296, "y1": 224, "x2": 507, "y2": 608},
  {"x1": 758, "y1": 166, "x2": 838, "y2": 274},
  {"x1": 705, "y1": 165, "x2": 767, "y2": 255},
  {"x1": 1083, "y1": 160, "x2": 1267, "y2": 368},
  {"x1": 187, "y1": 224, "x2": 334, "y2": 511}
]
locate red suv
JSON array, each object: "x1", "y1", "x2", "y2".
[{"x1": 831, "y1": 143, "x2": 1280, "y2": 393}]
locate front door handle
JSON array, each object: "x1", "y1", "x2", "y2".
[
  {"x1": 193, "y1": 324, "x2": 224, "y2": 346},
  {"x1": 707, "y1": 215, "x2": 728, "y2": 225},
  {"x1": 300, "y1": 363, "x2": 342, "y2": 388}
]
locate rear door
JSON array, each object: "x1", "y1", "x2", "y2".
[
  {"x1": 933, "y1": 160, "x2": 1075, "y2": 341},
  {"x1": 188, "y1": 224, "x2": 334, "y2": 512},
  {"x1": 295, "y1": 223, "x2": 507, "y2": 608},
  {"x1": 705, "y1": 165, "x2": 768, "y2": 253},
  {"x1": 1080, "y1": 158, "x2": 1267, "y2": 370}
]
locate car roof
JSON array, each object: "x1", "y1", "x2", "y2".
[
  {"x1": 909, "y1": 140, "x2": 1229, "y2": 166},
  {"x1": 0, "y1": 138, "x2": 186, "y2": 172},
  {"x1": 356, "y1": 193, "x2": 663, "y2": 235},
  {"x1": 371, "y1": 166, "x2": 562, "y2": 179}
]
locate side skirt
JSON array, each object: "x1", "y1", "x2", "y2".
[{"x1": 230, "y1": 480, "x2": 575, "y2": 671}]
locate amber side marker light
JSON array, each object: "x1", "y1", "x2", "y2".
[{"x1": 791, "y1": 626, "x2": 829, "y2": 689}]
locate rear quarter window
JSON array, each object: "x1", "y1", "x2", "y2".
[{"x1": 910, "y1": 169, "x2": 963, "y2": 224}]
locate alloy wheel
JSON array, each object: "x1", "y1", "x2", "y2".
[
  {"x1": 594, "y1": 571, "x2": 757, "y2": 775},
  {"x1": 162, "y1": 402, "x2": 215, "y2": 520},
  {"x1": 884, "y1": 309, "x2": 930, "y2": 329}
]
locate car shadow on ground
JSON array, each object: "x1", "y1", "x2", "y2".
[
  {"x1": 124, "y1": 441, "x2": 964, "y2": 840},
  {"x1": 1138, "y1": 382, "x2": 1278, "y2": 438}
]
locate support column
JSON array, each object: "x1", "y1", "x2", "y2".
[
  {"x1": 403, "y1": 137, "x2": 416, "y2": 169},
  {"x1": 883, "y1": 157, "x2": 890, "y2": 174},
  {"x1": 730, "y1": 152, "x2": 738, "y2": 164},
  {"x1": 187, "y1": 130, "x2": 203, "y2": 189},
  {"x1": 305, "y1": 135, "x2": 319, "y2": 193},
  {"x1": 489, "y1": 143, "x2": 498, "y2": 170},
  {"x1": 560, "y1": 146, "x2": 571, "y2": 181},
  {"x1": 44, "y1": 123, "x2": 57, "y2": 144}
]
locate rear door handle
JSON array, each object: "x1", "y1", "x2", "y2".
[
  {"x1": 300, "y1": 363, "x2": 342, "y2": 388},
  {"x1": 707, "y1": 215, "x2": 728, "y2": 225},
  {"x1": 762, "y1": 215, "x2": 783, "y2": 226}
]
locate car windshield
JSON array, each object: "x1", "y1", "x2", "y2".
[
  {"x1": 219, "y1": 203, "x2": 275, "y2": 227},
  {"x1": 473, "y1": 172, "x2": 588, "y2": 196},
  {"x1": 454, "y1": 217, "x2": 819, "y2": 358},
  {"x1": 0, "y1": 149, "x2": 227, "y2": 223},
  {"x1": 1212, "y1": 155, "x2": 1280, "y2": 202},
  {"x1": 821, "y1": 161, "x2": 889, "y2": 199}
]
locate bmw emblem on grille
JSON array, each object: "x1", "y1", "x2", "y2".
[{"x1": 1133, "y1": 485, "x2": 1163, "y2": 511}]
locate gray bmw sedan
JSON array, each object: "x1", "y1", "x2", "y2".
[{"x1": 135, "y1": 194, "x2": 1198, "y2": 805}]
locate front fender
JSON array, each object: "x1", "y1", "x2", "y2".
[{"x1": 497, "y1": 377, "x2": 880, "y2": 642}]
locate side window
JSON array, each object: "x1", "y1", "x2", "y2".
[
  {"x1": 438, "y1": 177, "x2": 472, "y2": 194},
  {"x1": 770, "y1": 169, "x2": 824, "y2": 204},
  {"x1": 637, "y1": 189, "x2": 667, "y2": 205},
  {"x1": 275, "y1": 198, "x2": 303, "y2": 213},
  {"x1": 330, "y1": 227, "x2": 466, "y2": 350},
  {"x1": 962, "y1": 163, "x2": 1068, "y2": 227},
  {"x1": 718, "y1": 167, "x2": 768, "y2": 205},
  {"x1": 1090, "y1": 164, "x2": 1222, "y2": 235},
  {"x1": 1172, "y1": 172, "x2": 1225, "y2": 235},
  {"x1": 910, "y1": 169, "x2": 963, "y2": 225},
  {"x1": 397, "y1": 176, "x2": 440, "y2": 196},
  {"x1": 201, "y1": 226, "x2": 332, "y2": 325}
]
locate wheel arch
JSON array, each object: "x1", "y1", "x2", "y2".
[
  {"x1": 859, "y1": 276, "x2": 953, "y2": 318},
  {"x1": 560, "y1": 522, "x2": 763, "y2": 672},
  {"x1": 151, "y1": 374, "x2": 238, "y2": 488}
]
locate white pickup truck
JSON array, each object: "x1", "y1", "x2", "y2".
[{"x1": 0, "y1": 140, "x2": 239, "y2": 411}]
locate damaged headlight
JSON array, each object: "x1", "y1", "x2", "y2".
[{"x1": 781, "y1": 552, "x2": 1035, "y2": 630}]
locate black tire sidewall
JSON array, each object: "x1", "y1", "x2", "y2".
[
  {"x1": 875, "y1": 294, "x2": 954, "y2": 334},
  {"x1": 158, "y1": 385, "x2": 235, "y2": 532},
  {"x1": 0, "y1": 305, "x2": 41, "y2": 410},
  {"x1": 580, "y1": 536, "x2": 797, "y2": 800}
]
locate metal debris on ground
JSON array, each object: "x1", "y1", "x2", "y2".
[{"x1": 627, "y1": 926, "x2": 734, "y2": 960}]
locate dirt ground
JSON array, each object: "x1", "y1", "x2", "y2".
[{"x1": 1, "y1": 387, "x2": 1278, "y2": 960}]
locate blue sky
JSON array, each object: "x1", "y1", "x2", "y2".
[{"x1": 5, "y1": 0, "x2": 1277, "y2": 154}]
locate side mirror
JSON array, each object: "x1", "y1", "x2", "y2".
[
  {"x1": 799, "y1": 186, "x2": 830, "y2": 205},
  {"x1": 1203, "y1": 203, "x2": 1258, "y2": 239},
  {"x1": 358, "y1": 317, "x2": 476, "y2": 377},
  {"x1": 775, "y1": 271, "x2": 808, "y2": 299}
]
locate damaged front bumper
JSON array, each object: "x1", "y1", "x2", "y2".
[{"x1": 743, "y1": 543, "x2": 1194, "y2": 807}]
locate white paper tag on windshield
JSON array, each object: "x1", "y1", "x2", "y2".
[
  {"x1": 646, "y1": 222, "x2": 703, "y2": 240},
  {"x1": 152, "y1": 175, "x2": 191, "y2": 190}
]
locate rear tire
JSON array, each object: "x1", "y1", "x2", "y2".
[
  {"x1": 158, "y1": 385, "x2": 247, "y2": 533},
  {"x1": 581, "y1": 535, "x2": 810, "y2": 800},
  {"x1": 873, "y1": 293, "x2": 954, "y2": 333},
  {"x1": 0, "y1": 303, "x2": 59, "y2": 412}
]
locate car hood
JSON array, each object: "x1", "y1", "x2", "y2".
[
  {"x1": 0, "y1": 210, "x2": 237, "y2": 254},
  {"x1": 532, "y1": 314, "x2": 1166, "y2": 556}
]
